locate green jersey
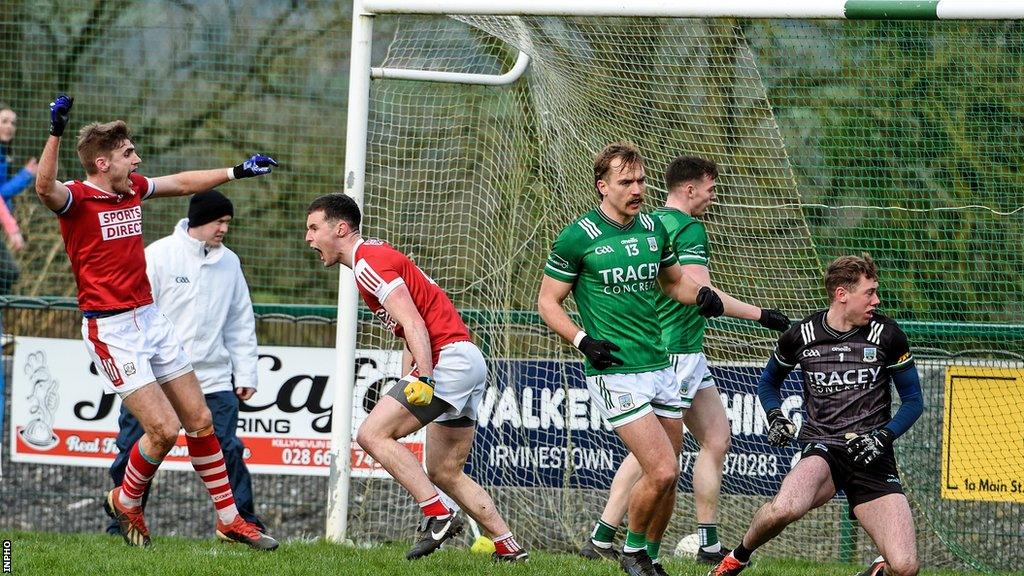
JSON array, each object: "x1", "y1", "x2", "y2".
[
  {"x1": 545, "y1": 208, "x2": 676, "y2": 376},
  {"x1": 653, "y1": 207, "x2": 709, "y2": 354}
]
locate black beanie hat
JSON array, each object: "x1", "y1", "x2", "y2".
[{"x1": 188, "y1": 189, "x2": 234, "y2": 228}]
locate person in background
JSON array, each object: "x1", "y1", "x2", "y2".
[{"x1": 0, "y1": 102, "x2": 35, "y2": 293}]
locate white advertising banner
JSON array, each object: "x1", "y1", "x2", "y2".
[{"x1": 10, "y1": 337, "x2": 422, "y2": 477}]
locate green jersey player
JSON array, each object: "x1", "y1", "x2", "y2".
[
  {"x1": 577, "y1": 156, "x2": 790, "y2": 571},
  {"x1": 538, "y1": 142, "x2": 764, "y2": 576}
]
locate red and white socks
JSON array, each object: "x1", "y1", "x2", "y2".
[
  {"x1": 119, "y1": 441, "x2": 162, "y2": 509},
  {"x1": 186, "y1": 431, "x2": 240, "y2": 524},
  {"x1": 418, "y1": 493, "x2": 453, "y2": 519},
  {"x1": 493, "y1": 532, "x2": 523, "y2": 556}
]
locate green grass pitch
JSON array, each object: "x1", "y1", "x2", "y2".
[{"x1": 6, "y1": 532, "x2": 1023, "y2": 576}]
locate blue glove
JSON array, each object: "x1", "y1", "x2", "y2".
[
  {"x1": 49, "y1": 94, "x2": 74, "y2": 137},
  {"x1": 232, "y1": 154, "x2": 278, "y2": 179}
]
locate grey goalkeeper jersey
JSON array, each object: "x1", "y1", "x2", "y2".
[{"x1": 774, "y1": 311, "x2": 914, "y2": 446}]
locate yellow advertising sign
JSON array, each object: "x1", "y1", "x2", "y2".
[{"x1": 941, "y1": 366, "x2": 1024, "y2": 502}]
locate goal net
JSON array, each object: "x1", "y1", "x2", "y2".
[{"x1": 349, "y1": 15, "x2": 1024, "y2": 573}]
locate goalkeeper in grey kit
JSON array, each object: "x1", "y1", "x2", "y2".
[{"x1": 707, "y1": 254, "x2": 923, "y2": 576}]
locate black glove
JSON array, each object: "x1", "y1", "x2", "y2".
[
  {"x1": 49, "y1": 94, "x2": 74, "y2": 137},
  {"x1": 845, "y1": 428, "x2": 894, "y2": 467},
  {"x1": 758, "y1": 308, "x2": 791, "y2": 332},
  {"x1": 696, "y1": 286, "x2": 724, "y2": 318},
  {"x1": 577, "y1": 335, "x2": 623, "y2": 371},
  {"x1": 766, "y1": 408, "x2": 796, "y2": 447},
  {"x1": 232, "y1": 154, "x2": 278, "y2": 179}
]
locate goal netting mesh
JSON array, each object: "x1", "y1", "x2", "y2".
[{"x1": 349, "y1": 16, "x2": 1024, "y2": 573}]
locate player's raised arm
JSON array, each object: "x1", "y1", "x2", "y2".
[
  {"x1": 149, "y1": 154, "x2": 277, "y2": 198},
  {"x1": 35, "y1": 94, "x2": 73, "y2": 212}
]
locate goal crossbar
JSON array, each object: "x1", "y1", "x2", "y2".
[{"x1": 360, "y1": 0, "x2": 1024, "y2": 20}]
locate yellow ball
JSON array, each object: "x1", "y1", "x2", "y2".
[{"x1": 470, "y1": 536, "x2": 496, "y2": 554}]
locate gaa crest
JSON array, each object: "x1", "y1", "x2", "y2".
[
  {"x1": 863, "y1": 347, "x2": 877, "y2": 362},
  {"x1": 123, "y1": 362, "x2": 137, "y2": 376},
  {"x1": 647, "y1": 237, "x2": 658, "y2": 251},
  {"x1": 618, "y1": 393, "x2": 634, "y2": 410}
]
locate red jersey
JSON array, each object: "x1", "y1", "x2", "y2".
[
  {"x1": 56, "y1": 173, "x2": 155, "y2": 311},
  {"x1": 353, "y1": 238, "x2": 470, "y2": 363}
]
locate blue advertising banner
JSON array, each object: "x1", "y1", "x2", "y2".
[{"x1": 466, "y1": 360, "x2": 805, "y2": 496}]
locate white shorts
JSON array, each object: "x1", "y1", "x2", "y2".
[
  {"x1": 585, "y1": 367, "x2": 680, "y2": 428},
  {"x1": 670, "y1": 352, "x2": 716, "y2": 409},
  {"x1": 425, "y1": 340, "x2": 487, "y2": 423},
  {"x1": 81, "y1": 303, "x2": 192, "y2": 398}
]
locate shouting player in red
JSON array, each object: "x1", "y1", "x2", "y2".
[
  {"x1": 34, "y1": 94, "x2": 279, "y2": 550},
  {"x1": 306, "y1": 193, "x2": 527, "y2": 562}
]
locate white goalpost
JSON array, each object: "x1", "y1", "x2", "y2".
[{"x1": 328, "y1": 1, "x2": 1024, "y2": 572}]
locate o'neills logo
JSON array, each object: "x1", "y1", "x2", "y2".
[{"x1": 97, "y1": 206, "x2": 142, "y2": 241}]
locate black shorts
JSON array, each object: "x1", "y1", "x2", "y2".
[{"x1": 801, "y1": 442, "x2": 904, "y2": 517}]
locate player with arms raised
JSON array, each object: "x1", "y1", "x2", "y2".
[
  {"x1": 707, "y1": 254, "x2": 923, "y2": 576},
  {"x1": 34, "y1": 94, "x2": 278, "y2": 550},
  {"x1": 538, "y1": 142, "x2": 785, "y2": 576},
  {"x1": 305, "y1": 193, "x2": 527, "y2": 562}
]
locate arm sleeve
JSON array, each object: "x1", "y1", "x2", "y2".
[
  {"x1": 672, "y1": 221, "x2": 709, "y2": 266},
  {"x1": 54, "y1": 181, "x2": 75, "y2": 216},
  {"x1": 883, "y1": 323, "x2": 922, "y2": 437},
  {"x1": 885, "y1": 323, "x2": 915, "y2": 373},
  {"x1": 884, "y1": 367, "x2": 924, "y2": 438},
  {"x1": 223, "y1": 259, "x2": 259, "y2": 390},
  {"x1": 757, "y1": 354, "x2": 794, "y2": 413},
  {"x1": 657, "y1": 221, "x2": 675, "y2": 267},
  {"x1": 0, "y1": 168, "x2": 34, "y2": 201},
  {"x1": 543, "y1": 225, "x2": 584, "y2": 283},
  {"x1": 129, "y1": 173, "x2": 156, "y2": 201},
  {"x1": 354, "y1": 250, "x2": 405, "y2": 304}
]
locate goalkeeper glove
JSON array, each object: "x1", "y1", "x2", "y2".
[
  {"x1": 696, "y1": 286, "x2": 724, "y2": 318},
  {"x1": 576, "y1": 335, "x2": 623, "y2": 371},
  {"x1": 758, "y1": 308, "x2": 791, "y2": 332},
  {"x1": 845, "y1": 428, "x2": 894, "y2": 467},
  {"x1": 403, "y1": 375, "x2": 435, "y2": 406},
  {"x1": 231, "y1": 154, "x2": 278, "y2": 179},
  {"x1": 49, "y1": 94, "x2": 74, "y2": 137},
  {"x1": 766, "y1": 408, "x2": 797, "y2": 447}
]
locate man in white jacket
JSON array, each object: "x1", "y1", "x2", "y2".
[{"x1": 107, "y1": 190, "x2": 266, "y2": 535}]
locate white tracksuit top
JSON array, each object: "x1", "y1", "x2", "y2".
[{"x1": 145, "y1": 218, "x2": 258, "y2": 394}]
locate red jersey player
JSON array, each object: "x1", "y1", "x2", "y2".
[
  {"x1": 305, "y1": 193, "x2": 528, "y2": 562},
  {"x1": 34, "y1": 94, "x2": 278, "y2": 550}
]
